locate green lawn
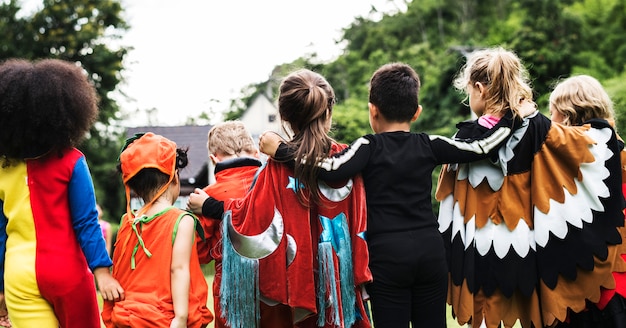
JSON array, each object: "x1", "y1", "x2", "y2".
[
  {"x1": 98, "y1": 263, "x2": 499, "y2": 328},
  {"x1": 197, "y1": 262, "x2": 469, "y2": 328}
]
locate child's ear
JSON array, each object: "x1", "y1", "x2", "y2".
[
  {"x1": 253, "y1": 149, "x2": 261, "y2": 159},
  {"x1": 411, "y1": 105, "x2": 423, "y2": 122},
  {"x1": 172, "y1": 170, "x2": 180, "y2": 185},
  {"x1": 475, "y1": 82, "x2": 486, "y2": 98},
  {"x1": 368, "y1": 102, "x2": 379, "y2": 118},
  {"x1": 209, "y1": 153, "x2": 219, "y2": 165}
]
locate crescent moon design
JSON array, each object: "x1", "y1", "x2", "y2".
[
  {"x1": 286, "y1": 234, "x2": 297, "y2": 266},
  {"x1": 226, "y1": 207, "x2": 284, "y2": 259},
  {"x1": 318, "y1": 179, "x2": 353, "y2": 202}
]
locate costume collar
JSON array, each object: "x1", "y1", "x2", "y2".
[{"x1": 214, "y1": 157, "x2": 262, "y2": 174}]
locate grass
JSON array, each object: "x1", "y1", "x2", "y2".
[
  {"x1": 98, "y1": 263, "x2": 510, "y2": 328},
  {"x1": 197, "y1": 262, "x2": 470, "y2": 328}
]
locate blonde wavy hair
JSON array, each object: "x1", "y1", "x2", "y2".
[
  {"x1": 207, "y1": 121, "x2": 257, "y2": 157},
  {"x1": 549, "y1": 75, "x2": 615, "y2": 127},
  {"x1": 454, "y1": 46, "x2": 533, "y2": 117}
]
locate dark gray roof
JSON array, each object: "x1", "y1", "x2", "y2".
[{"x1": 125, "y1": 125, "x2": 212, "y2": 187}]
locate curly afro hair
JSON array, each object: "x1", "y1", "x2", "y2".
[{"x1": 0, "y1": 58, "x2": 99, "y2": 163}]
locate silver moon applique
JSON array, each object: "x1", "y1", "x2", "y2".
[
  {"x1": 226, "y1": 207, "x2": 284, "y2": 259},
  {"x1": 318, "y1": 179, "x2": 353, "y2": 202}
]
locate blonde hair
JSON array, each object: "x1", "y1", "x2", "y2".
[
  {"x1": 454, "y1": 46, "x2": 533, "y2": 117},
  {"x1": 207, "y1": 121, "x2": 257, "y2": 157},
  {"x1": 549, "y1": 75, "x2": 615, "y2": 126}
]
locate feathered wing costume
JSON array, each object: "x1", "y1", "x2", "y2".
[
  {"x1": 218, "y1": 143, "x2": 372, "y2": 328},
  {"x1": 436, "y1": 112, "x2": 626, "y2": 328}
]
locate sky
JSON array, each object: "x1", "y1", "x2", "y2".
[{"x1": 113, "y1": 0, "x2": 403, "y2": 127}]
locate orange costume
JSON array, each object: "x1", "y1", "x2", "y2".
[
  {"x1": 102, "y1": 207, "x2": 213, "y2": 327},
  {"x1": 102, "y1": 132, "x2": 213, "y2": 328}
]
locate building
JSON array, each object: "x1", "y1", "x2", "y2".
[
  {"x1": 238, "y1": 92, "x2": 283, "y2": 140},
  {"x1": 124, "y1": 93, "x2": 282, "y2": 209}
]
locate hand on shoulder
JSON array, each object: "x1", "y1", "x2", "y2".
[
  {"x1": 518, "y1": 98, "x2": 538, "y2": 118},
  {"x1": 259, "y1": 131, "x2": 285, "y2": 157}
]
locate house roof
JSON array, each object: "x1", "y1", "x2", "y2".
[{"x1": 125, "y1": 125, "x2": 212, "y2": 188}]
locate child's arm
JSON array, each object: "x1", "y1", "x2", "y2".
[
  {"x1": 68, "y1": 157, "x2": 114, "y2": 269},
  {"x1": 431, "y1": 110, "x2": 521, "y2": 164},
  {"x1": 187, "y1": 188, "x2": 224, "y2": 219},
  {"x1": 68, "y1": 156, "x2": 125, "y2": 300},
  {"x1": 264, "y1": 136, "x2": 371, "y2": 182},
  {"x1": 170, "y1": 214, "x2": 195, "y2": 328}
]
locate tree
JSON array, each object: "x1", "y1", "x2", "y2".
[{"x1": 0, "y1": 0, "x2": 129, "y2": 219}]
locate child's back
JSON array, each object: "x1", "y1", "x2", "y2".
[
  {"x1": 102, "y1": 132, "x2": 213, "y2": 328},
  {"x1": 110, "y1": 206, "x2": 210, "y2": 326},
  {"x1": 264, "y1": 62, "x2": 521, "y2": 328}
]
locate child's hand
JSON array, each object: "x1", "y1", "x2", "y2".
[
  {"x1": 187, "y1": 188, "x2": 209, "y2": 215},
  {"x1": 0, "y1": 293, "x2": 10, "y2": 327},
  {"x1": 93, "y1": 267, "x2": 125, "y2": 302},
  {"x1": 170, "y1": 316, "x2": 187, "y2": 328},
  {"x1": 518, "y1": 98, "x2": 537, "y2": 118},
  {"x1": 259, "y1": 131, "x2": 285, "y2": 157}
]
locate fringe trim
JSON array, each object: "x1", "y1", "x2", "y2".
[
  {"x1": 317, "y1": 213, "x2": 358, "y2": 327},
  {"x1": 220, "y1": 211, "x2": 260, "y2": 328},
  {"x1": 317, "y1": 242, "x2": 341, "y2": 326}
]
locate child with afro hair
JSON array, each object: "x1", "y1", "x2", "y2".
[{"x1": 0, "y1": 58, "x2": 124, "y2": 327}]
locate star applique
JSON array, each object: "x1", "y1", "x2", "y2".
[
  {"x1": 286, "y1": 176, "x2": 305, "y2": 192},
  {"x1": 319, "y1": 213, "x2": 348, "y2": 252}
]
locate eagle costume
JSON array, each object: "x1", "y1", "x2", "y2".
[{"x1": 436, "y1": 111, "x2": 626, "y2": 328}]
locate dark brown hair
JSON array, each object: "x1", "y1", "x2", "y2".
[
  {"x1": 278, "y1": 69, "x2": 336, "y2": 205},
  {"x1": 368, "y1": 62, "x2": 420, "y2": 122},
  {"x1": 0, "y1": 58, "x2": 99, "y2": 165}
]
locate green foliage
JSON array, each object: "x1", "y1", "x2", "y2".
[
  {"x1": 330, "y1": 98, "x2": 371, "y2": 144},
  {"x1": 604, "y1": 72, "x2": 626, "y2": 135},
  {"x1": 8, "y1": 0, "x2": 625, "y2": 222},
  {"x1": 228, "y1": 0, "x2": 626, "y2": 215},
  {"x1": 0, "y1": 0, "x2": 129, "y2": 220}
]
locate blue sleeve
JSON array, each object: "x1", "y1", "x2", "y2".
[
  {"x1": 68, "y1": 156, "x2": 113, "y2": 270},
  {"x1": 0, "y1": 202, "x2": 6, "y2": 291}
]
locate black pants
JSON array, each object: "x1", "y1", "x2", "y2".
[{"x1": 366, "y1": 229, "x2": 448, "y2": 328}]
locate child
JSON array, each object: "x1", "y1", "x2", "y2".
[
  {"x1": 188, "y1": 69, "x2": 372, "y2": 328},
  {"x1": 191, "y1": 121, "x2": 292, "y2": 328},
  {"x1": 435, "y1": 48, "x2": 625, "y2": 328},
  {"x1": 260, "y1": 62, "x2": 529, "y2": 328},
  {"x1": 101, "y1": 132, "x2": 213, "y2": 328},
  {"x1": 549, "y1": 75, "x2": 626, "y2": 328},
  {"x1": 97, "y1": 204, "x2": 113, "y2": 256},
  {"x1": 0, "y1": 58, "x2": 124, "y2": 327}
]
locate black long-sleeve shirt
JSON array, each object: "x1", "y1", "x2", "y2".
[{"x1": 274, "y1": 113, "x2": 518, "y2": 238}]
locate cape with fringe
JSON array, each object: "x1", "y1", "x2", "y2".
[{"x1": 220, "y1": 143, "x2": 372, "y2": 328}]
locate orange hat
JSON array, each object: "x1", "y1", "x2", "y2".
[
  {"x1": 119, "y1": 132, "x2": 177, "y2": 218},
  {"x1": 120, "y1": 132, "x2": 177, "y2": 183}
]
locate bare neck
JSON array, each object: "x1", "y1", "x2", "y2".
[{"x1": 376, "y1": 121, "x2": 412, "y2": 133}]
